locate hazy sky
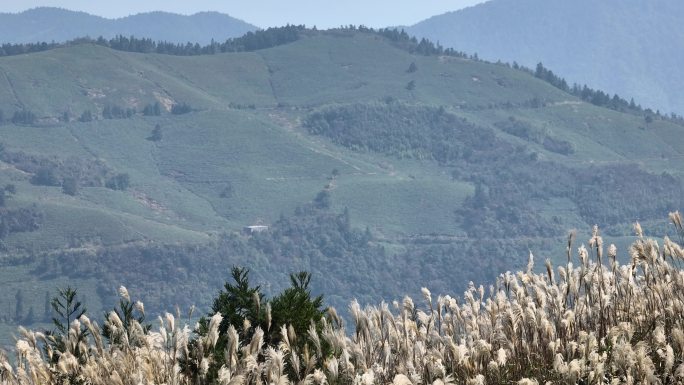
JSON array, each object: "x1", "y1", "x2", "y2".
[{"x1": 0, "y1": 0, "x2": 489, "y2": 28}]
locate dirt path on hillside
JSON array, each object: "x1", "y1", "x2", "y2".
[{"x1": 0, "y1": 66, "x2": 25, "y2": 109}]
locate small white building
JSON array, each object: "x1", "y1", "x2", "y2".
[{"x1": 243, "y1": 225, "x2": 269, "y2": 235}]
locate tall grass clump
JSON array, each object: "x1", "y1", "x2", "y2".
[{"x1": 3, "y1": 212, "x2": 684, "y2": 384}]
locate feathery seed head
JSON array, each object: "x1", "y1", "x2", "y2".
[{"x1": 118, "y1": 286, "x2": 130, "y2": 302}]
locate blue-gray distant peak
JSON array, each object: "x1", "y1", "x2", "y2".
[
  {"x1": 0, "y1": 7, "x2": 258, "y2": 44},
  {"x1": 408, "y1": 0, "x2": 684, "y2": 114}
]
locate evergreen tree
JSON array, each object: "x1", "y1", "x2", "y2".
[
  {"x1": 106, "y1": 173, "x2": 130, "y2": 191},
  {"x1": 25, "y1": 306, "x2": 35, "y2": 324},
  {"x1": 147, "y1": 124, "x2": 163, "y2": 141},
  {"x1": 79, "y1": 110, "x2": 93, "y2": 123},
  {"x1": 11, "y1": 110, "x2": 36, "y2": 125},
  {"x1": 171, "y1": 103, "x2": 192, "y2": 115},
  {"x1": 210, "y1": 266, "x2": 264, "y2": 340},
  {"x1": 143, "y1": 102, "x2": 162, "y2": 116},
  {"x1": 14, "y1": 289, "x2": 24, "y2": 321},
  {"x1": 62, "y1": 177, "x2": 79, "y2": 196},
  {"x1": 270, "y1": 271, "x2": 326, "y2": 350},
  {"x1": 50, "y1": 287, "x2": 86, "y2": 336},
  {"x1": 47, "y1": 287, "x2": 89, "y2": 362},
  {"x1": 31, "y1": 167, "x2": 60, "y2": 186}
]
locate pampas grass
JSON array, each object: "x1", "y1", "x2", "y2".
[{"x1": 3, "y1": 214, "x2": 684, "y2": 384}]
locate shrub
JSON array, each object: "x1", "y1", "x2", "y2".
[
  {"x1": 142, "y1": 102, "x2": 162, "y2": 116},
  {"x1": 78, "y1": 110, "x2": 93, "y2": 122},
  {"x1": 147, "y1": 124, "x2": 163, "y2": 142},
  {"x1": 11, "y1": 110, "x2": 36, "y2": 125},
  {"x1": 103, "y1": 104, "x2": 135, "y2": 119},
  {"x1": 171, "y1": 102, "x2": 192, "y2": 115},
  {"x1": 61, "y1": 177, "x2": 79, "y2": 196},
  {"x1": 31, "y1": 167, "x2": 60, "y2": 186},
  {"x1": 106, "y1": 173, "x2": 130, "y2": 191}
]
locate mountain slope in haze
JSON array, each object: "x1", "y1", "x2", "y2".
[
  {"x1": 408, "y1": 0, "x2": 684, "y2": 115},
  {"x1": 0, "y1": 28, "x2": 683, "y2": 343},
  {"x1": 0, "y1": 7, "x2": 258, "y2": 44}
]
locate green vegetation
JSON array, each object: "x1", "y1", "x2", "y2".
[
  {"x1": 0, "y1": 28, "x2": 683, "y2": 346},
  {"x1": 143, "y1": 102, "x2": 162, "y2": 117},
  {"x1": 3, "y1": 217, "x2": 684, "y2": 383},
  {"x1": 11, "y1": 110, "x2": 36, "y2": 125},
  {"x1": 78, "y1": 110, "x2": 93, "y2": 123},
  {"x1": 0, "y1": 24, "x2": 305, "y2": 58},
  {"x1": 306, "y1": 102, "x2": 682, "y2": 237},
  {"x1": 102, "y1": 104, "x2": 135, "y2": 119},
  {"x1": 171, "y1": 102, "x2": 193, "y2": 115}
]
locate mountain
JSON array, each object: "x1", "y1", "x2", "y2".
[
  {"x1": 0, "y1": 7, "x2": 258, "y2": 44},
  {"x1": 0, "y1": 27, "x2": 682, "y2": 344},
  {"x1": 407, "y1": 0, "x2": 684, "y2": 115}
]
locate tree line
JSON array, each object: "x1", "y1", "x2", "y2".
[
  {"x1": 0, "y1": 100, "x2": 192, "y2": 127},
  {"x1": 0, "y1": 25, "x2": 306, "y2": 58},
  {"x1": 527, "y1": 62, "x2": 684, "y2": 124}
]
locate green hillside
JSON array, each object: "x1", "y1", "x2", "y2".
[{"x1": 0, "y1": 28, "x2": 682, "y2": 345}]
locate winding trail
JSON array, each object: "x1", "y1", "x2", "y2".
[{"x1": 0, "y1": 65, "x2": 24, "y2": 109}]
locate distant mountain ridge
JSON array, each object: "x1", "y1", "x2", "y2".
[
  {"x1": 0, "y1": 7, "x2": 258, "y2": 44},
  {"x1": 407, "y1": 0, "x2": 684, "y2": 115}
]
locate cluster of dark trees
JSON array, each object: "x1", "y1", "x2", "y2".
[
  {"x1": 142, "y1": 102, "x2": 162, "y2": 116},
  {"x1": 197, "y1": 268, "x2": 327, "y2": 381},
  {"x1": 0, "y1": 41, "x2": 56, "y2": 57},
  {"x1": 0, "y1": 183, "x2": 16, "y2": 207},
  {"x1": 306, "y1": 102, "x2": 683, "y2": 238},
  {"x1": 0, "y1": 108, "x2": 38, "y2": 125},
  {"x1": 0, "y1": 145, "x2": 130, "y2": 197},
  {"x1": 306, "y1": 102, "x2": 508, "y2": 165},
  {"x1": 0, "y1": 205, "x2": 40, "y2": 239},
  {"x1": 528, "y1": 62, "x2": 684, "y2": 124},
  {"x1": 348, "y1": 25, "x2": 470, "y2": 58},
  {"x1": 0, "y1": 147, "x2": 41, "y2": 239},
  {"x1": 0, "y1": 25, "x2": 306, "y2": 58},
  {"x1": 494, "y1": 116, "x2": 574, "y2": 155},
  {"x1": 170, "y1": 102, "x2": 192, "y2": 115},
  {"x1": 0, "y1": 289, "x2": 53, "y2": 324},
  {"x1": 0, "y1": 182, "x2": 38, "y2": 240},
  {"x1": 1, "y1": 101, "x2": 176, "y2": 127},
  {"x1": 76, "y1": 101, "x2": 186, "y2": 124},
  {"x1": 102, "y1": 104, "x2": 135, "y2": 119}
]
